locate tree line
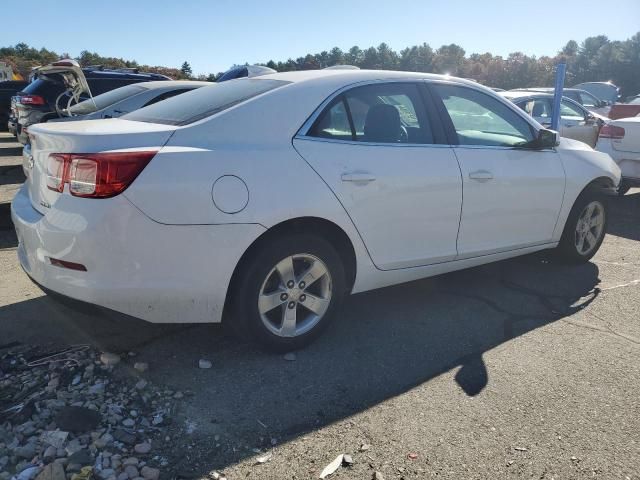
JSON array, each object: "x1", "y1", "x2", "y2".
[
  {"x1": 260, "y1": 33, "x2": 639, "y2": 96},
  {"x1": 2, "y1": 32, "x2": 639, "y2": 96}
]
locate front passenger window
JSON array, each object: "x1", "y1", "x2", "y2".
[{"x1": 432, "y1": 84, "x2": 535, "y2": 147}]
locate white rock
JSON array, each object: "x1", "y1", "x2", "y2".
[
  {"x1": 198, "y1": 359, "x2": 212, "y2": 369},
  {"x1": 100, "y1": 353, "x2": 121, "y2": 366}
]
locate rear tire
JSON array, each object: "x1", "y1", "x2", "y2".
[
  {"x1": 230, "y1": 234, "x2": 346, "y2": 352},
  {"x1": 554, "y1": 190, "x2": 608, "y2": 263}
]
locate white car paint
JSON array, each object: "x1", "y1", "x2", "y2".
[
  {"x1": 596, "y1": 116, "x2": 640, "y2": 182},
  {"x1": 11, "y1": 70, "x2": 621, "y2": 326}
]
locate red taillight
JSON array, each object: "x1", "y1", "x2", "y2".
[
  {"x1": 19, "y1": 95, "x2": 46, "y2": 106},
  {"x1": 599, "y1": 124, "x2": 625, "y2": 139},
  {"x1": 46, "y1": 151, "x2": 157, "y2": 198},
  {"x1": 46, "y1": 154, "x2": 68, "y2": 192}
]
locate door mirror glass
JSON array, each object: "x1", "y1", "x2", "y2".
[{"x1": 537, "y1": 129, "x2": 558, "y2": 149}]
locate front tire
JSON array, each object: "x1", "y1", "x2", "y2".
[
  {"x1": 555, "y1": 190, "x2": 608, "y2": 263},
  {"x1": 231, "y1": 234, "x2": 346, "y2": 351},
  {"x1": 617, "y1": 183, "x2": 631, "y2": 196}
]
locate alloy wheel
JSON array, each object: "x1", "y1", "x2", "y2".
[
  {"x1": 258, "y1": 254, "x2": 332, "y2": 338},
  {"x1": 574, "y1": 200, "x2": 605, "y2": 256}
]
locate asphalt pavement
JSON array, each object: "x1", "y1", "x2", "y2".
[{"x1": 1, "y1": 131, "x2": 638, "y2": 479}]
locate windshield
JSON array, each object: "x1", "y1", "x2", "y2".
[
  {"x1": 122, "y1": 79, "x2": 290, "y2": 126},
  {"x1": 69, "y1": 84, "x2": 146, "y2": 115}
]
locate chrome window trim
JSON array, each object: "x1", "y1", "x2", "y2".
[
  {"x1": 295, "y1": 77, "x2": 547, "y2": 149},
  {"x1": 295, "y1": 78, "x2": 438, "y2": 146},
  {"x1": 294, "y1": 136, "x2": 452, "y2": 149}
]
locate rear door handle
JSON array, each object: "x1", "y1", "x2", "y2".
[
  {"x1": 341, "y1": 172, "x2": 376, "y2": 184},
  {"x1": 469, "y1": 170, "x2": 493, "y2": 181}
]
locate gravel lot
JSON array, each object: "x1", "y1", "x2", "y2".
[{"x1": 1, "y1": 131, "x2": 639, "y2": 479}]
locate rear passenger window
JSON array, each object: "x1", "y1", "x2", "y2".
[{"x1": 309, "y1": 83, "x2": 433, "y2": 144}]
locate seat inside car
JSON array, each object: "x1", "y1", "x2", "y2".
[{"x1": 364, "y1": 104, "x2": 403, "y2": 143}]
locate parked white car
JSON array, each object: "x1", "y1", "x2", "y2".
[
  {"x1": 11, "y1": 70, "x2": 621, "y2": 350},
  {"x1": 596, "y1": 117, "x2": 640, "y2": 194},
  {"x1": 51, "y1": 80, "x2": 211, "y2": 121}
]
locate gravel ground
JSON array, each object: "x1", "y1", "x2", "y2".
[{"x1": 0, "y1": 131, "x2": 639, "y2": 479}]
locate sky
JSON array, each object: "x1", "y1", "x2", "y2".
[{"x1": 3, "y1": 0, "x2": 639, "y2": 76}]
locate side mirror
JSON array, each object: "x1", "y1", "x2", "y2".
[{"x1": 537, "y1": 128, "x2": 558, "y2": 149}]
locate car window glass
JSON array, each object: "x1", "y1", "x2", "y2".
[
  {"x1": 560, "y1": 100, "x2": 584, "y2": 119},
  {"x1": 433, "y1": 84, "x2": 534, "y2": 147},
  {"x1": 69, "y1": 84, "x2": 146, "y2": 115},
  {"x1": 310, "y1": 83, "x2": 433, "y2": 144},
  {"x1": 521, "y1": 99, "x2": 551, "y2": 118},
  {"x1": 579, "y1": 92, "x2": 599, "y2": 108},
  {"x1": 142, "y1": 88, "x2": 190, "y2": 107},
  {"x1": 123, "y1": 79, "x2": 290, "y2": 126},
  {"x1": 310, "y1": 98, "x2": 352, "y2": 140}
]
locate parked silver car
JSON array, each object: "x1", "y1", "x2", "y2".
[
  {"x1": 573, "y1": 82, "x2": 620, "y2": 105},
  {"x1": 501, "y1": 91, "x2": 606, "y2": 148},
  {"x1": 50, "y1": 80, "x2": 211, "y2": 122}
]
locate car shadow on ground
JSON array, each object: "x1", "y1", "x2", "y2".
[
  {"x1": 607, "y1": 191, "x2": 640, "y2": 241},
  {"x1": 2, "y1": 187, "x2": 637, "y2": 474},
  {"x1": 0, "y1": 249, "x2": 603, "y2": 474}
]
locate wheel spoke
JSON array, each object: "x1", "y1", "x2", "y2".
[
  {"x1": 586, "y1": 231, "x2": 598, "y2": 249},
  {"x1": 298, "y1": 260, "x2": 326, "y2": 288},
  {"x1": 275, "y1": 256, "x2": 296, "y2": 286},
  {"x1": 280, "y1": 304, "x2": 297, "y2": 337},
  {"x1": 576, "y1": 233, "x2": 586, "y2": 253},
  {"x1": 301, "y1": 293, "x2": 330, "y2": 316},
  {"x1": 585, "y1": 203, "x2": 596, "y2": 219},
  {"x1": 258, "y1": 291, "x2": 286, "y2": 314},
  {"x1": 590, "y1": 212, "x2": 602, "y2": 228}
]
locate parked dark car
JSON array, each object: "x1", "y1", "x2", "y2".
[
  {"x1": 14, "y1": 60, "x2": 171, "y2": 143},
  {"x1": 0, "y1": 80, "x2": 29, "y2": 131}
]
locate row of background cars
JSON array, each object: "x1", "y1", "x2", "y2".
[{"x1": 1, "y1": 60, "x2": 639, "y2": 194}]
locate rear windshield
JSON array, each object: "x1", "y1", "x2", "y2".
[
  {"x1": 122, "y1": 79, "x2": 289, "y2": 126},
  {"x1": 69, "y1": 84, "x2": 146, "y2": 115},
  {"x1": 22, "y1": 77, "x2": 65, "y2": 96}
]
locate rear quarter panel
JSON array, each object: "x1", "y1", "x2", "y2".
[{"x1": 123, "y1": 85, "x2": 378, "y2": 289}]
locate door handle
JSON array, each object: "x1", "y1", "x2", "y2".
[
  {"x1": 469, "y1": 170, "x2": 493, "y2": 181},
  {"x1": 341, "y1": 172, "x2": 376, "y2": 184}
]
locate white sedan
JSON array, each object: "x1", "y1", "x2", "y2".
[
  {"x1": 11, "y1": 70, "x2": 621, "y2": 350},
  {"x1": 596, "y1": 116, "x2": 640, "y2": 194}
]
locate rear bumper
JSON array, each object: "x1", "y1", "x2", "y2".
[
  {"x1": 7, "y1": 117, "x2": 17, "y2": 135},
  {"x1": 596, "y1": 139, "x2": 640, "y2": 180},
  {"x1": 11, "y1": 184, "x2": 265, "y2": 323}
]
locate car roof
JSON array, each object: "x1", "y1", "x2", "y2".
[
  {"x1": 136, "y1": 80, "x2": 212, "y2": 90},
  {"x1": 500, "y1": 91, "x2": 586, "y2": 108},
  {"x1": 82, "y1": 68, "x2": 172, "y2": 81},
  {"x1": 510, "y1": 87, "x2": 589, "y2": 94},
  {"x1": 257, "y1": 69, "x2": 482, "y2": 87}
]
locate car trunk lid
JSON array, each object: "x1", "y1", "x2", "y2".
[{"x1": 25, "y1": 118, "x2": 178, "y2": 214}]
